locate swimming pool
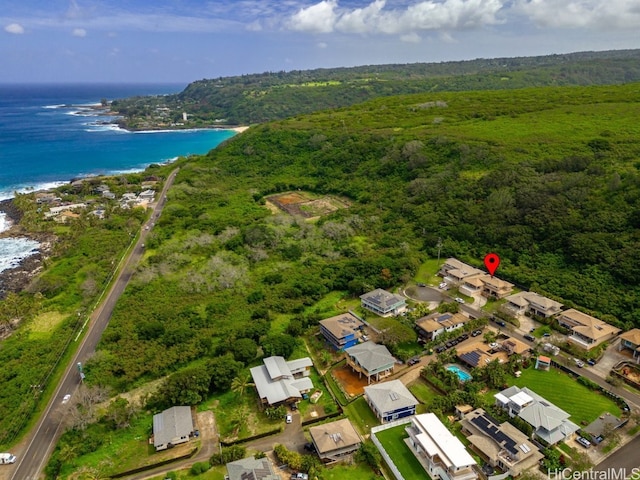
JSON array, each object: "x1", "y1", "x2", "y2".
[{"x1": 447, "y1": 365, "x2": 472, "y2": 382}]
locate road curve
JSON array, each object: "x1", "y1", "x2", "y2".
[{"x1": 9, "y1": 168, "x2": 179, "y2": 480}]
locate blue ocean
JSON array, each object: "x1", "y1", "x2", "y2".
[{"x1": 0, "y1": 83, "x2": 237, "y2": 272}]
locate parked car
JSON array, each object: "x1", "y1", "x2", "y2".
[
  {"x1": 543, "y1": 332, "x2": 551, "y2": 337},
  {"x1": 495, "y1": 320, "x2": 506, "y2": 327},
  {"x1": 285, "y1": 414, "x2": 293, "y2": 424},
  {"x1": 587, "y1": 359, "x2": 597, "y2": 366},
  {"x1": 524, "y1": 334, "x2": 535, "y2": 342},
  {"x1": 530, "y1": 327, "x2": 536, "y2": 333},
  {"x1": 417, "y1": 283, "x2": 426, "y2": 287},
  {"x1": 435, "y1": 346, "x2": 446, "y2": 353},
  {"x1": 291, "y1": 474, "x2": 309, "y2": 480},
  {"x1": 576, "y1": 436, "x2": 591, "y2": 448},
  {"x1": 408, "y1": 357, "x2": 420, "y2": 366},
  {"x1": 445, "y1": 341, "x2": 453, "y2": 348},
  {"x1": 574, "y1": 358, "x2": 585, "y2": 368},
  {"x1": 460, "y1": 333, "x2": 469, "y2": 340},
  {"x1": 62, "y1": 394, "x2": 71, "y2": 404},
  {"x1": 455, "y1": 297, "x2": 465, "y2": 304},
  {"x1": 471, "y1": 329, "x2": 482, "y2": 337},
  {"x1": 304, "y1": 442, "x2": 317, "y2": 452},
  {"x1": 439, "y1": 282, "x2": 447, "y2": 289}
]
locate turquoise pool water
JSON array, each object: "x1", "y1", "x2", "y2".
[{"x1": 447, "y1": 365, "x2": 472, "y2": 382}]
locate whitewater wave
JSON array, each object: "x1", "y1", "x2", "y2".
[
  {"x1": 0, "y1": 181, "x2": 68, "y2": 201},
  {"x1": 0, "y1": 237, "x2": 40, "y2": 274},
  {"x1": 84, "y1": 123, "x2": 128, "y2": 133},
  {"x1": 0, "y1": 212, "x2": 10, "y2": 233}
]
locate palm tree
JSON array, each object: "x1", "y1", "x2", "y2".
[{"x1": 231, "y1": 372, "x2": 254, "y2": 397}]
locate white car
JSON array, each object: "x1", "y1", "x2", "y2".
[
  {"x1": 455, "y1": 297, "x2": 465, "y2": 304},
  {"x1": 285, "y1": 414, "x2": 293, "y2": 424},
  {"x1": 62, "y1": 394, "x2": 71, "y2": 404}
]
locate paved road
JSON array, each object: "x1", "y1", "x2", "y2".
[
  {"x1": 9, "y1": 169, "x2": 178, "y2": 480},
  {"x1": 594, "y1": 434, "x2": 640, "y2": 475}
]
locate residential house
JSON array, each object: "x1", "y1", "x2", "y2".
[
  {"x1": 152, "y1": 406, "x2": 194, "y2": 451},
  {"x1": 557, "y1": 309, "x2": 620, "y2": 350},
  {"x1": 363, "y1": 379, "x2": 419, "y2": 423},
  {"x1": 494, "y1": 386, "x2": 579, "y2": 445},
  {"x1": 461, "y1": 408, "x2": 543, "y2": 477},
  {"x1": 250, "y1": 356, "x2": 313, "y2": 406},
  {"x1": 416, "y1": 312, "x2": 470, "y2": 341},
  {"x1": 584, "y1": 413, "x2": 624, "y2": 444},
  {"x1": 360, "y1": 289, "x2": 406, "y2": 317},
  {"x1": 44, "y1": 203, "x2": 87, "y2": 219},
  {"x1": 344, "y1": 341, "x2": 396, "y2": 384},
  {"x1": 480, "y1": 276, "x2": 514, "y2": 300},
  {"x1": 618, "y1": 328, "x2": 640, "y2": 363},
  {"x1": 226, "y1": 456, "x2": 280, "y2": 480},
  {"x1": 503, "y1": 292, "x2": 563, "y2": 318},
  {"x1": 405, "y1": 413, "x2": 478, "y2": 480},
  {"x1": 319, "y1": 312, "x2": 364, "y2": 351},
  {"x1": 442, "y1": 263, "x2": 485, "y2": 287},
  {"x1": 459, "y1": 275, "x2": 485, "y2": 296},
  {"x1": 457, "y1": 336, "x2": 528, "y2": 369},
  {"x1": 139, "y1": 189, "x2": 156, "y2": 202},
  {"x1": 309, "y1": 418, "x2": 361, "y2": 462}
]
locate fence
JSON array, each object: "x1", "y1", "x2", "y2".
[{"x1": 370, "y1": 419, "x2": 414, "y2": 480}]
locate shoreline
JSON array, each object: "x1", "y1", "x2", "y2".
[{"x1": 0, "y1": 200, "x2": 54, "y2": 300}]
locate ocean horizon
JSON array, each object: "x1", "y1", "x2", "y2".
[{"x1": 0, "y1": 83, "x2": 237, "y2": 274}]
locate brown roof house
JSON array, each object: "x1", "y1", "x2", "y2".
[
  {"x1": 503, "y1": 292, "x2": 563, "y2": 318},
  {"x1": 309, "y1": 418, "x2": 361, "y2": 463},
  {"x1": 360, "y1": 288, "x2": 406, "y2": 317},
  {"x1": 461, "y1": 408, "x2": 543, "y2": 477},
  {"x1": 416, "y1": 312, "x2": 471, "y2": 341},
  {"x1": 557, "y1": 309, "x2": 621, "y2": 350},
  {"x1": 618, "y1": 328, "x2": 640, "y2": 363},
  {"x1": 480, "y1": 276, "x2": 514, "y2": 300},
  {"x1": 345, "y1": 341, "x2": 396, "y2": 384},
  {"x1": 319, "y1": 312, "x2": 364, "y2": 351}
]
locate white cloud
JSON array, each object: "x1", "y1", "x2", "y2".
[
  {"x1": 287, "y1": 0, "x2": 505, "y2": 35},
  {"x1": 514, "y1": 0, "x2": 640, "y2": 29},
  {"x1": 4, "y1": 23, "x2": 25, "y2": 34},
  {"x1": 288, "y1": 0, "x2": 338, "y2": 33},
  {"x1": 317, "y1": 41, "x2": 328, "y2": 48},
  {"x1": 72, "y1": 28, "x2": 87, "y2": 37}
]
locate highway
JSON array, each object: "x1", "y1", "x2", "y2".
[{"x1": 9, "y1": 169, "x2": 178, "y2": 480}]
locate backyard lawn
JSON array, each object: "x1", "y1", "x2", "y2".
[
  {"x1": 374, "y1": 424, "x2": 430, "y2": 480},
  {"x1": 408, "y1": 378, "x2": 441, "y2": 407},
  {"x1": 510, "y1": 366, "x2": 622, "y2": 425},
  {"x1": 342, "y1": 396, "x2": 380, "y2": 434},
  {"x1": 319, "y1": 463, "x2": 383, "y2": 479}
]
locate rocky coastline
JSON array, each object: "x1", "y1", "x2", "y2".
[{"x1": 0, "y1": 198, "x2": 56, "y2": 298}]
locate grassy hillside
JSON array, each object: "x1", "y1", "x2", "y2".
[
  {"x1": 86, "y1": 82, "x2": 640, "y2": 395},
  {"x1": 110, "y1": 49, "x2": 640, "y2": 128}
]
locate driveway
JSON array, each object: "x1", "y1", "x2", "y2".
[{"x1": 247, "y1": 410, "x2": 307, "y2": 454}]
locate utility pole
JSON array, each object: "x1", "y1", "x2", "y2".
[{"x1": 437, "y1": 237, "x2": 443, "y2": 267}]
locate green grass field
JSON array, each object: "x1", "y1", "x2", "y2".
[
  {"x1": 510, "y1": 366, "x2": 621, "y2": 425},
  {"x1": 342, "y1": 396, "x2": 380, "y2": 434},
  {"x1": 374, "y1": 424, "x2": 430, "y2": 480},
  {"x1": 408, "y1": 378, "x2": 441, "y2": 407}
]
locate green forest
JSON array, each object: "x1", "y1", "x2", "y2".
[{"x1": 110, "y1": 49, "x2": 640, "y2": 128}]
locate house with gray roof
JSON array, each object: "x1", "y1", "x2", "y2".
[
  {"x1": 360, "y1": 289, "x2": 406, "y2": 317},
  {"x1": 226, "y1": 456, "x2": 280, "y2": 480},
  {"x1": 364, "y1": 379, "x2": 419, "y2": 423},
  {"x1": 250, "y1": 356, "x2": 313, "y2": 406},
  {"x1": 152, "y1": 406, "x2": 194, "y2": 451},
  {"x1": 345, "y1": 341, "x2": 396, "y2": 384},
  {"x1": 494, "y1": 386, "x2": 579, "y2": 445}
]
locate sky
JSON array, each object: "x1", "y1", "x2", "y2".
[{"x1": 1, "y1": 0, "x2": 639, "y2": 84}]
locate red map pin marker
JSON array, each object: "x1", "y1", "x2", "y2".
[{"x1": 484, "y1": 253, "x2": 500, "y2": 276}]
